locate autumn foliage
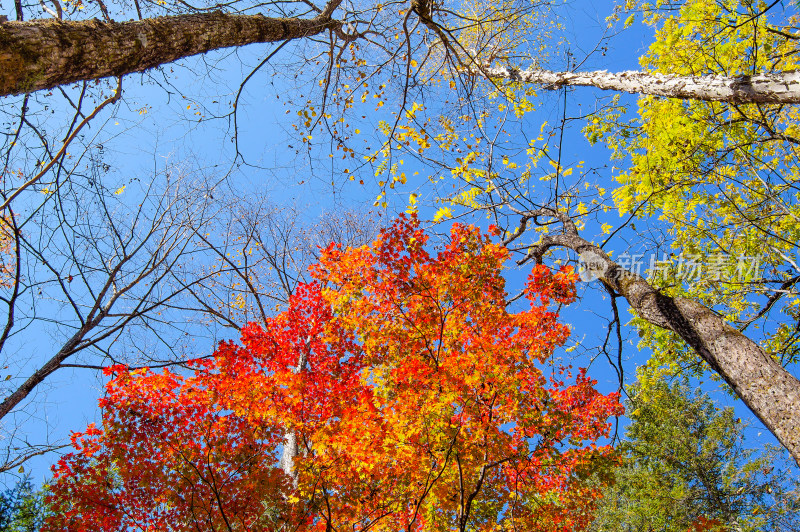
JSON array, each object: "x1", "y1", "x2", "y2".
[{"x1": 43, "y1": 216, "x2": 621, "y2": 532}]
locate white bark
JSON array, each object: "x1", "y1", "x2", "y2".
[
  {"x1": 481, "y1": 67, "x2": 800, "y2": 104},
  {"x1": 280, "y1": 432, "x2": 299, "y2": 483},
  {"x1": 280, "y1": 337, "x2": 310, "y2": 487}
]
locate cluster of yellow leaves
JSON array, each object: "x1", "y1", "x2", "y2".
[
  {"x1": 0, "y1": 217, "x2": 14, "y2": 288},
  {"x1": 587, "y1": 0, "x2": 800, "y2": 375},
  {"x1": 283, "y1": 0, "x2": 562, "y2": 211}
]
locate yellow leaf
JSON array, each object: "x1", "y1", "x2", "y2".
[
  {"x1": 115, "y1": 185, "x2": 126, "y2": 195},
  {"x1": 624, "y1": 13, "x2": 635, "y2": 27},
  {"x1": 433, "y1": 206, "x2": 452, "y2": 222}
]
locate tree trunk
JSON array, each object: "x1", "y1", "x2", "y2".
[
  {"x1": 280, "y1": 342, "x2": 310, "y2": 487},
  {"x1": 481, "y1": 66, "x2": 800, "y2": 104},
  {"x1": 0, "y1": 325, "x2": 87, "y2": 420},
  {"x1": 0, "y1": 11, "x2": 339, "y2": 96},
  {"x1": 521, "y1": 216, "x2": 800, "y2": 466}
]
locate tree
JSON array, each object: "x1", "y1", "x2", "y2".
[
  {"x1": 575, "y1": 0, "x2": 800, "y2": 463},
  {"x1": 580, "y1": 0, "x2": 800, "y2": 381},
  {"x1": 0, "y1": 136, "x2": 374, "y2": 470},
  {"x1": 0, "y1": 476, "x2": 48, "y2": 532},
  {"x1": 0, "y1": 167, "x2": 379, "y2": 472},
  {"x1": 480, "y1": 68, "x2": 800, "y2": 104},
  {"x1": 590, "y1": 377, "x2": 800, "y2": 532},
  {"x1": 0, "y1": 11, "x2": 340, "y2": 96},
  {"x1": 3, "y1": 2, "x2": 800, "y2": 104},
  {"x1": 0, "y1": 164, "x2": 227, "y2": 471},
  {"x1": 42, "y1": 216, "x2": 622, "y2": 532},
  {"x1": 507, "y1": 209, "x2": 800, "y2": 466},
  {"x1": 363, "y1": 0, "x2": 800, "y2": 464}
]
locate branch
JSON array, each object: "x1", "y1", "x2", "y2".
[
  {"x1": 479, "y1": 67, "x2": 800, "y2": 104},
  {"x1": 0, "y1": 77, "x2": 122, "y2": 211}
]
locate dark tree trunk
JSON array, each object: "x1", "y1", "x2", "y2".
[
  {"x1": 0, "y1": 12, "x2": 339, "y2": 96},
  {"x1": 520, "y1": 214, "x2": 800, "y2": 466}
]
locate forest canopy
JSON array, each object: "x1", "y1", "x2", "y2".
[{"x1": 0, "y1": 0, "x2": 799, "y2": 529}]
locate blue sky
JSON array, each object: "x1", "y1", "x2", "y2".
[{"x1": 1, "y1": 0, "x2": 795, "y2": 487}]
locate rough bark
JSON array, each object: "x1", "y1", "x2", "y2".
[
  {"x1": 0, "y1": 325, "x2": 87, "y2": 420},
  {"x1": 0, "y1": 11, "x2": 340, "y2": 96},
  {"x1": 481, "y1": 66, "x2": 800, "y2": 104},
  {"x1": 514, "y1": 212, "x2": 800, "y2": 466}
]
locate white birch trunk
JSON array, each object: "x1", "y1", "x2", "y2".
[
  {"x1": 481, "y1": 67, "x2": 800, "y2": 104},
  {"x1": 280, "y1": 432, "x2": 299, "y2": 484},
  {"x1": 280, "y1": 337, "x2": 310, "y2": 487}
]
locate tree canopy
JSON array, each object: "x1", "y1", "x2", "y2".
[
  {"x1": 592, "y1": 376, "x2": 800, "y2": 532},
  {"x1": 0, "y1": 0, "x2": 799, "y2": 526},
  {"x1": 43, "y1": 217, "x2": 622, "y2": 531}
]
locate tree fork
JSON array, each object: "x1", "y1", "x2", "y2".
[
  {"x1": 513, "y1": 211, "x2": 800, "y2": 466},
  {"x1": 0, "y1": 11, "x2": 340, "y2": 96}
]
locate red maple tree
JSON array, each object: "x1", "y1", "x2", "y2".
[{"x1": 44, "y1": 215, "x2": 622, "y2": 532}]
